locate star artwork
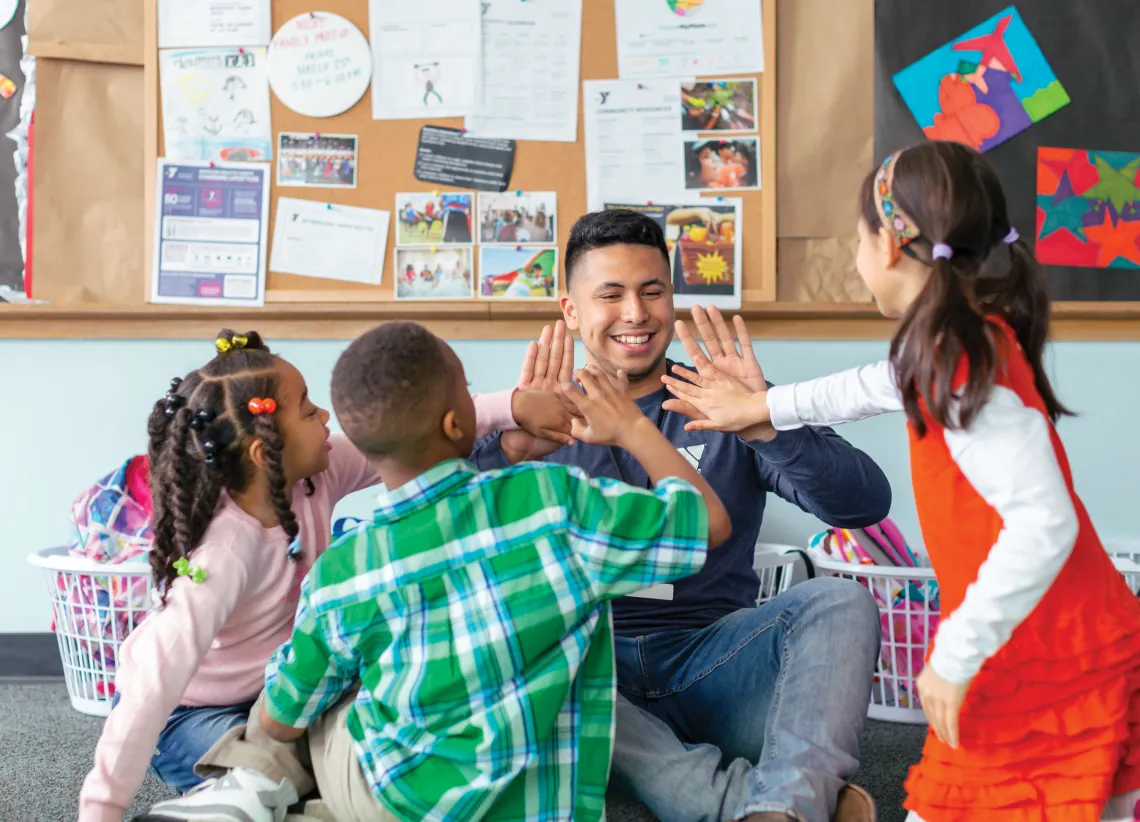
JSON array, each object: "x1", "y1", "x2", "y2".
[{"x1": 1036, "y1": 147, "x2": 1140, "y2": 269}]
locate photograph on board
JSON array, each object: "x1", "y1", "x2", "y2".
[
  {"x1": 604, "y1": 200, "x2": 742, "y2": 309},
  {"x1": 682, "y1": 137, "x2": 760, "y2": 191},
  {"x1": 680, "y1": 79, "x2": 757, "y2": 132},
  {"x1": 277, "y1": 132, "x2": 359, "y2": 188},
  {"x1": 477, "y1": 191, "x2": 557, "y2": 244},
  {"x1": 395, "y1": 191, "x2": 474, "y2": 246},
  {"x1": 479, "y1": 247, "x2": 558, "y2": 300},
  {"x1": 394, "y1": 247, "x2": 474, "y2": 300}
]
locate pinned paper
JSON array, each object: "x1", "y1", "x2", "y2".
[
  {"x1": 477, "y1": 190, "x2": 556, "y2": 245},
  {"x1": 267, "y1": 13, "x2": 372, "y2": 118},
  {"x1": 277, "y1": 132, "x2": 358, "y2": 189},
  {"x1": 270, "y1": 198, "x2": 390, "y2": 285},
  {"x1": 680, "y1": 79, "x2": 757, "y2": 132},
  {"x1": 478, "y1": 247, "x2": 558, "y2": 300},
  {"x1": 892, "y1": 7, "x2": 1069, "y2": 153},
  {"x1": 394, "y1": 248, "x2": 475, "y2": 300},
  {"x1": 395, "y1": 191, "x2": 475, "y2": 247}
]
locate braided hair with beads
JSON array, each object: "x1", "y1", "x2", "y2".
[{"x1": 146, "y1": 330, "x2": 314, "y2": 604}]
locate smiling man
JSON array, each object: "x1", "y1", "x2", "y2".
[{"x1": 471, "y1": 210, "x2": 891, "y2": 822}]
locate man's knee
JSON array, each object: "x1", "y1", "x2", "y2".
[{"x1": 786, "y1": 576, "x2": 880, "y2": 655}]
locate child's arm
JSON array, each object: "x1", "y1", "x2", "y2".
[
  {"x1": 926, "y1": 387, "x2": 1078, "y2": 685},
  {"x1": 78, "y1": 540, "x2": 253, "y2": 822},
  {"x1": 561, "y1": 365, "x2": 731, "y2": 549},
  {"x1": 662, "y1": 359, "x2": 903, "y2": 435}
]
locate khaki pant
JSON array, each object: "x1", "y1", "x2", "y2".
[{"x1": 196, "y1": 691, "x2": 398, "y2": 822}]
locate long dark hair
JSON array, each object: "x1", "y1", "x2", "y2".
[
  {"x1": 859, "y1": 141, "x2": 1072, "y2": 437},
  {"x1": 146, "y1": 330, "x2": 308, "y2": 604}
]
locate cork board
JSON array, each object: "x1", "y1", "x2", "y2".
[{"x1": 148, "y1": 0, "x2": 778, "y2": 305}]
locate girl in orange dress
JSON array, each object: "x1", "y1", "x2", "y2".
[{"x1": 660, "y1": 141, "x2": 1140, "y2": 822}]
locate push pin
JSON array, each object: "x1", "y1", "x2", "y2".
[
  {"x1": 432, "y1": 189, "x2": 439, "y2": 197},
  {"x1": 208, "y1": 161, "x2": 215, "y2": 168},
  {"x1": 315, "y1": 132, "x2": 321, "y2": 139},
  {"x1": 646, "y1": 200, "x2": 653, "y2": 206},
  {"x1": 636, "y1": 83, "x2": 645, "y2": 90},
  {"x1": 238, "y1": 47, "x2": 244, "y2": 54},
  {"x1": 716, "y1": 196, "x2": 724, "y2": 201},
  {"x1": 431, "y1": 246, "x2": 437, "y2": 253},
  {"x1": 327, "y1": 203, "x2": 333, "y2": 210},
  {"x1": 515, "y1": 245, "x2": 521, "y2": 251},
  {"x1": 515, "y1": 189, "x2": 522, "y2": 196},
  {"x1": 460, "y1": 127, "x2": 468, "y2": 134}
]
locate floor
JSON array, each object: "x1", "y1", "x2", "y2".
[{"x1": 1, "y1": 682, "x2": 925, "y2": 822}]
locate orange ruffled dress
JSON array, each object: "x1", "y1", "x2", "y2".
[{"x1": 904, "y1": 322, "x2": 1140, "y2": 822}]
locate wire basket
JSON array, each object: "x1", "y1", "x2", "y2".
[
  {"x1": 27, "y1": 545, "x2": 153, "y2": 717},
  {"x1": 1106, "y1": 541, "x2": 1140, "y2": 594},
  {"x1": 753, "y1": 543, "x2": 801, "y2": 604}
]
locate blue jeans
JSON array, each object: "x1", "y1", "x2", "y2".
[
  {"x1": 608, "y1": 577, "x2": 880, "y2": 822},
  {"x1": 112, "y1": 693, "x2": 257, "y2": 793}
]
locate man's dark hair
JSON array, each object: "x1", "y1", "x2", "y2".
[
  {"x1": 331, "y1": 321, "x2": 453, "y2": 457},
  {"x1": 564, "y1": 210, "x2": 670, "y2": 288}
]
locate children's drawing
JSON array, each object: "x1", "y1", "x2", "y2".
[
  {"x1": 416, "y1": 63, "x2": 443, "y2": 106},
  {"x1": 160, "y1": 48, "x2": 273, "y2": 163},
  {"x1": 1036, "y1": 147, "x2": 1140, "y2": 269},
  {"x1": 892, "y1": 7, "x2": 1069, "y2": 153}
]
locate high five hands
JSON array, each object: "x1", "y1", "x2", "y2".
[
  {"x1": 661, "y1": 306, "x2": 777, "y2": 440},
  {"x1": 501, "y1": 321, "x2": 580, "y2": 463}
]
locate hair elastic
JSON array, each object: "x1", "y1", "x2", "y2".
[
  {"x1": 248, "y1": 397, "x2": 277, "y2": 415},
  {"x1": 215, "y1": 333, "x2": 249, "y2": 355},
  {"x1": 1004, "y1": 227, "x2": 1019, "y2": 245},
  {"x1": 931, "y1": 243, "x2": 954, "y2": 261}
]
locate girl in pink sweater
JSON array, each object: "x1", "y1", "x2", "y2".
[{"x1": 79, "y1": 326, "x2": 574, "y2": 822}]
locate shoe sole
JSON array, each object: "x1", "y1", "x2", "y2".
[{"x1": 835, "y1": 784, "x2": 876, "y2": 822}]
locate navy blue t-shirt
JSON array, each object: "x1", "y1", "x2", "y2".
[{"x1": 470, "y1": 363, "x2": 892, "y2": 637}]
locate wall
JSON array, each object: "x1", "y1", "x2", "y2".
[{"x1": 1, "y1": 336, "x2": 1135, "y2": 633}]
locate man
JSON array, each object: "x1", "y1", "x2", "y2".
[{"x1": 471, "y1": 210, "x2": 891, "y2": 822}]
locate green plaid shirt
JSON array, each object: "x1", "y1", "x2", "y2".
[{"x1": 264, "y1": 458, "x2": 708, "y2": 822}]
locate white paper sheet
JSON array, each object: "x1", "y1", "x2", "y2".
[
  {"x1": 160, "y1": 48, "x2": 274, "y2": 163},
  {"x1": 270, "y1": 198, "x2": 390, "y2": 285},
  {"x1": 158, "y1": 0, "x2": 271, "y2": 49},
  {"x1": 583, "y1": 79, "x2": 688, "y2": 212},
  {"x1": 614, "y1": 0, "x2": 764, "y2": 80},
  {"x1": 463, "y1": 0, "x2": 582, "y2": 142},
  {"x1": 151, "y1": 159, "x2": 270, "y2": 307},
  {"x1": 368, "y1": 0, "x2": 482, "y2": 120}
]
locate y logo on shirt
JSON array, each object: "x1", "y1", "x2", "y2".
[{"x1": 678, "y1": 444, "x2": 705, "y2": 472}]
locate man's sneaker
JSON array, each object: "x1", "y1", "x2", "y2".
[
  {"x1": 131, "y1": 767, "x2": 299, "y2": 822},
  {"x1": 834, "y1": 784, "x2": 876, "y2": 822}
]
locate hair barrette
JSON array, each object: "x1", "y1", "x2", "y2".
[
  {"x1": 189, "y1": 408, "x2": 217, "y2": 431},
  {"x1": 248, "y1": 397, "x2": 277, "y2": 415},
  {"x1": 873, "y1": 152, "x2": 921, "y2": 248},
  {"x1": 173, "y1": 557, "x2": 207, "y2": 584},
  {"x1": 215, "y1": 333, "x2": 250, "y2": 355}
]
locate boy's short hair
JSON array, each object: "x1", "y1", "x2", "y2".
[{"x1": 331, "y1": 321, "x2": 452, "y2": 457}]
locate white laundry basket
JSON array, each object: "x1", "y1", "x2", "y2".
[
  {"x1": 753, "y1": 542, "x2": 801, "y2": 603},
  {"x1": 27, "y1": 545, "x2": 154, "y2": 717}
]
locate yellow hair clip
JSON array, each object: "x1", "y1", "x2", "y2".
[
  {"x1": 215, "y1": 337, "x2": 232, "y2": 354},
  {"x1": 215, "y1": 333, "x2": 249, "y2": 355}
]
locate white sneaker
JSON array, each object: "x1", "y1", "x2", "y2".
[{"x1": 131, "y1": 768, "x2": 299, "y2": 822}]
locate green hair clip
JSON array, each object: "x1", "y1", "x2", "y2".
[{"x1": 173, "y1": 557, "x2": 207, "y2": 584}]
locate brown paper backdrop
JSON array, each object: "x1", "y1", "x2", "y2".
[
  {"x1": 27, "y1": 0, "x2": 143, "y2": 64},
  {"x1": 32, "y1": 59, "x2": 145, "y2": 304},
  {"x1": 30, "y1": 0, "x2": 877, "y2": 307}
]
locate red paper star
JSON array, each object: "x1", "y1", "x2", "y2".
[
  {"x1": 1042, "y1": 150, "x2": 1099, "y2": 196},
  {"x1": 1082, "y1": 209, "x2": 1140, "y2": 267}
]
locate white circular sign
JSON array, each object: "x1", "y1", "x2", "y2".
[
  {"x1": 267, "y1": 12, "x2": 372, "y2": 118},
  {"x1": 0, "y1": 0, "x2": 18, "y2": 30}
]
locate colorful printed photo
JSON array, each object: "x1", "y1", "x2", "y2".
[
  {"x1": 604, "y1": 200, "x2": 741, "y2": 309},
  {"x1": 394, "y1": 191, "x2": 474, "y2": 246},
  {"x1": 394, "y1": 247, "x2": 474, "y2": 300},
  {"x1": 277, "y1": 132, "x2": 358, "y2": 188},
  {"x1": 892, "y1": 6, "x2": 1070, "y2": 153},
  {"x1": 680, "y1": 79, "x2": 757, "y2": 132},
  {"x1": 1036, "y1": 147, "x2": 1140, "y2": 269},
  {"x1": 477, "y1": 191, "x2": 557, "y2": 244},
  {"x1": 682, "y1": 137, "x2": 759, "y2": 191},
  {"x1": 478, "y1": 247, "x2": 558, "y2": 300}
]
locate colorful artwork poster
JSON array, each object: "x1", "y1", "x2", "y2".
[
  {"x1": 892, "y1": 7, "x2": 1069, "y2": 153},
  {"x1": 1036, "y1": 147, "x2": 1140, "y2": 269},
  {"x1": 604, "y1": 200, "x2": 741, "y2": 309},
  {"x1": 479, "y1": 247, "x2": 557, "y2": 299},
  {"x1": 394, "y1": 191, "x2": 474, "y2": 246}
]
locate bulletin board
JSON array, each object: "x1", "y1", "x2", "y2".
[
  {"x1": 143, "y1": 0, "x2": 779, "y2": 308},
  {"x1": 875, "y1": 0, "x2": 1140, "y2": 302}
]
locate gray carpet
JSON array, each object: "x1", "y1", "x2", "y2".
[{"x1": 1, "y1": 682, "x2": 924, "y2": 822}]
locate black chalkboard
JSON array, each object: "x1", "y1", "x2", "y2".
[{"x1": 875, "y1": 0, "x2": 1140, "y2": 301}]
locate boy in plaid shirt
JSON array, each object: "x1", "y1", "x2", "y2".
[{"x1": 139, "y1": 321, "x2": 729, "y2": 822}]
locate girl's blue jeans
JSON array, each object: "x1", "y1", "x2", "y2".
[{"x1": 111, "y1": 692, "x2": 257, "y2": 793}]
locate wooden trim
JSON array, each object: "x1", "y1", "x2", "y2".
[
  {"x1": 26, "y1": 40, "x2": 145, "y2": 66},
  {"x1": 757, "y1": 0, "x2": 778, "y2": 302},
  {"x1": 5, "y1": 301, "x2": 1140, "y2": 340}
]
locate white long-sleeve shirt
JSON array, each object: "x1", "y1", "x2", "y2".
[{"x1": 767, "y1": 361, "x2": 1079, "y2": 683}]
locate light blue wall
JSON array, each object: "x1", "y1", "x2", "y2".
[{"x1": 1, "y1": 337, "x2": 1134, "y2": 633}]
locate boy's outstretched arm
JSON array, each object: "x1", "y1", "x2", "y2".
[{"x1": 562, "y1": 366, "x2": 731, "y2": 549}]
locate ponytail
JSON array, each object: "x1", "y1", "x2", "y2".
[{"x1": 890, "y1": 254, "x2": 996, "y2": 437}]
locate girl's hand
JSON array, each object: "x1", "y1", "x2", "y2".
[
  {"x1": 916, "y1": 666, "x2": 970, "y2": 750},
  {"x1": 677, "y1": 306, "x2": 767, "y2": 391},
  {"x1": 662, "y1": 361, "x2": 769, "y2": 433}
]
